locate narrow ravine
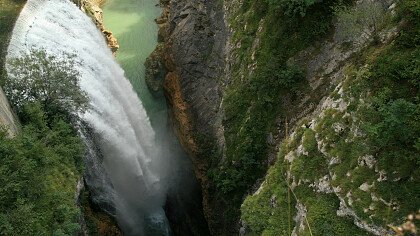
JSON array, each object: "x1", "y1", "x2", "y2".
[{"x1": 102, "y1": 0, "x2": 209, "y2": 235}]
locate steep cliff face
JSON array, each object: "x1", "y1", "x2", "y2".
[
  {"x1": 157, "y1": 0, "x2": 229, "y2": 233},
  {"x1": 238, "y1": 0, "x2": 420, "y2": 234},
  {"x1": 159, "y1": 0, "x2": 419, "y2": 235},
  {"x1": 162, "y1": 0, "x2": 226, "y2": 153}
]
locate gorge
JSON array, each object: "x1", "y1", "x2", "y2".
[{"x1": 0, "y1": 0, "x2": 418, "y2": 235}]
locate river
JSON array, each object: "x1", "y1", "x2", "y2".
[{"x1": 102, "y1": 0, "x2": 208, "y2": 235}]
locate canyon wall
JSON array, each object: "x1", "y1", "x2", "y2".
[
  {"x1": 154, "y1": 0, "x2": 230, "y2": 234},
  {"x1": 156, "y1": 0, "x2": 419, "y2": 235}
]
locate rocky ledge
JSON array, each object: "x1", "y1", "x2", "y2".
[{"x1": 73, "y1": 0, "x2": 119, "y2": 54}]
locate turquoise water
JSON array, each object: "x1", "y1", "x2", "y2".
[{"x1": 103, "y1": 0, "x2": 163, "y2": 118}]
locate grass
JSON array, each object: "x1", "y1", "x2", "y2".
[
  {"x1": 294, "y1": 185, "x2": 370, "y2": 236},
  {"x1": 241, "y1": 156, "x2": 296, "y2": 236}
]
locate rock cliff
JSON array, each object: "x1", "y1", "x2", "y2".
[
  {"x1": 154, "y1": 0, "x2": 419, "y2": 234},
  {"x1": 151, "y1": 0, "x2": 229, "y2": 233},
  {"x1": 73, "y1": 0, "x2": 119, "y2": 54}
]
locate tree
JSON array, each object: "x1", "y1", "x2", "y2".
[
  {"x1": 4, "y1": 49, "x2": 89, "y2": 118},
  {"x1": 335, "y1": 0, "x2": 389, "y2": 43},
  {"x1": 1, "y1": 50, "x2": 87, "y2": 235}
]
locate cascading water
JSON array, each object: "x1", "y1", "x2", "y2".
[{"x1": 7, "y1": 0, "x2": 172, "y2": 234}]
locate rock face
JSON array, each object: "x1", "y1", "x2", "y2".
[
  {"x1": 237, "y1": 1, "x2": 419, "y2": 235},
  {"x1": 145, "y1": 44, "x2": 166, "y2": 97},
  {"x1": 155, "y1": 0, "x2": 228, "y2": 234},
  {"x1": 157, "y1": 0, "x2": 419, "y2": 235},
  {"x1": 73, "y1": 0, "x2": 119, "y2": 54},
  {"x1": 0, "y1": 86, "x2": 19, "y2": 136}
]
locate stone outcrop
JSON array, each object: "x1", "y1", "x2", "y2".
[
  {"x1": 144, "y1": 2, "x2": 169, "y2": 96},
  {"x1": 0, "y1": 86, "x2": 19, "y2": 137},
  {"x1": 155, "y1": 0, "x2": 412, "y2": 235},
  {"x1": 73, "y1": 0, "x2": 119, "y2": 54},
  {"x1": 145, "y1": 44, "x2": 166, "y2": 97}
]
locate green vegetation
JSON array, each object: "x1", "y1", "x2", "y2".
[
  {"x1": 4, "y1": 49, "x2": 89, "y2": 118},
  {"x1": 241, "y1": 0, "x2": 420, "y2": 234},
  {"x1": 242, "y1": 144, "x2": 369, "y2": 235},
  {"x1": 0, "y1": 50, "x2": 88, "y2": 235},
  {"x1": 291, "y1": 128, "x2": 328, "y2": 181},
  {"x1": 266, "y1": 0, "x2": 326, "y2": 16},
  {"x1": 0, "y1": 103, "x2": 84, "y2": 235},
  {"x1": 293, "y1": 185, "x2": 369, "y2": 236},
  {"x1": 241, "y1": 154, "x2": 296, "y2": 236},
  {"x1": 335, "y1": 0, "x2": 390, "y2": 43},
  {"x1": 208, "y1": 0, "x2": 351, "y2": 225}
]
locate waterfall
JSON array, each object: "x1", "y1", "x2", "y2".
[{"x1": 7, "y1": 0, "x2": 171, "y2": 234}]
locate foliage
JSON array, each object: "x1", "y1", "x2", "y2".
[
  {"x1": 0, "y1": 103, "x2": 84, "y2": 235},
  {"x1": 335, "y1": 0, "x2": 389, "y2": 43},
  {"x1": 4, "y1": 49, "x2": 89, "y2": 119},
  {"x1": 390, "y1": 0, "x2": 420, "y2": 49},
  {"x1": 241, "y1": 156, "x2": 295, "y2": 235},
  {"x1": 390, "y1": 210, "x2": 420, "y2": 235},
  {"x1": 265, "y1": 0, "x2": 321, "y2": 16},
  {"x1": 293, "y1": 186, "x2": 370, "y2": 236},
  {"x1": 209, "y1": 0, "x2": 345, "y2": 225},
  {"x1": 242, "y1": 143, "x2": 369, "y2": 235},
  {"x1": 214, "y1": 64, "x2": 305, "y2": 194},
  {"x1": 359, "y1": 9, "x2": 420, "y2": 168},
  {"x1": 0, "y1": 46, "x2": 88, "y2": 234},
  {"x1": 241, "y1": 0, "x2": 420, "y2": 234}
]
